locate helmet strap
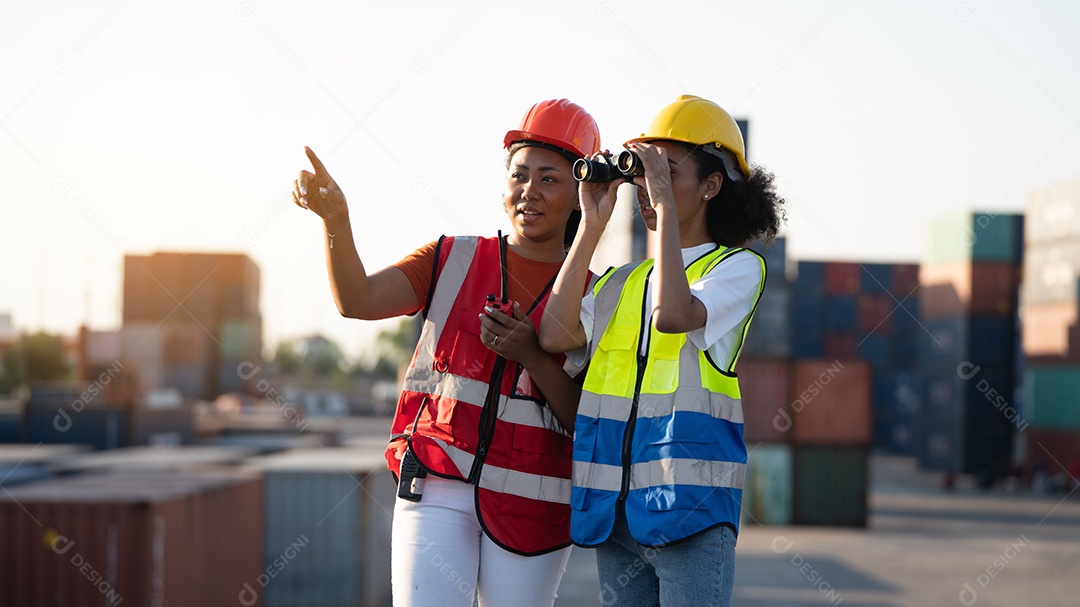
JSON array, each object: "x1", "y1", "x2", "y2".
[{"x1": 700, "y1": 145, "x2": 745, "y2": 182}]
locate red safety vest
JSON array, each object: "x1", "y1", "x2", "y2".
[{"x1": 385, "y1": 235, "x2": 581, "y2": 555}]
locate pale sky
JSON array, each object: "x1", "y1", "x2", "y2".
[{"x1": 2, "y1": 1, "x2": 1078, "y2": 361}]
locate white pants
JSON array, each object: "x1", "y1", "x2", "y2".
[{"x1": 391, "y1": 476, "x2": 572, "y2": 607}]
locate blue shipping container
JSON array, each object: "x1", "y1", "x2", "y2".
[
  {"x1": 246, "y1": 449, "x2": 395, "y2": 607},
  {"x1": 873, "y1": 372, "x2": 921, "y2": 417},
  {"x1": 795, "y1": 261, "x2": 826, "y2": 294},
  {"x1": 919, "y1": 316, "x2": 1015, "y2": 368},
  {"x1": 25, "y1": 407, "x2": 128, "y2": 450},
  {"x1": 743, "y1": 283, "x2": 792, "y2": 358},
  {"x1": 858, "y1": 334, "x2": 893, "y2": 368},
  {"x1": 825, "y1": 295, "x2": 859, "y2": 332},
  {"x1": 860, "y1": 263, "x2": 894, "y2": 294}
]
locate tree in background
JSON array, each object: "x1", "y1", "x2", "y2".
[
  {"x1": 272, "y1": 340, "x2": 303, "y2": 376},
  {"x1": 370, "y1": 317, "x2": 421, "y2": 379},
  {"x1": 269, "y1": 318, "x2": 420, "y2": 382},
  {"x1": 0, "y1": 332, "x2": 71, "y2": 393}
]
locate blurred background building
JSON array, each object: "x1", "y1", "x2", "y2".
[{"x1": 121, "y1": 251, "x2": 262, "y2": 400}]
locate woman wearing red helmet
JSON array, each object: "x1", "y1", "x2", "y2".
[{"x1": 293, "y1": 99, "x2": 600, "y2": 607}]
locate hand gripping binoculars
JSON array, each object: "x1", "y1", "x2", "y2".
[{"x1": 573, "y1": 150, "x2": 644, "y2": 183}]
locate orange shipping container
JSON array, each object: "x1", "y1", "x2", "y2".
[
  {"x1": 919, "y1": 261, "x2": 1019, "y2": 319},
  {"x1": 737, "y1": 358, "x2": 791, "y2": 443},
  {"x1": 0, "y1": 469, "x2": 263, "y2": 607},
  {"x1": 787, "y1": 359, "x2": 871, "y2": 445},
  {"x1": 1021, "y1": 302, "x2": 1080, "y2": 364}
]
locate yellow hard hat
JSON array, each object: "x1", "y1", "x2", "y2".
[{"x1": 625, "y1": 95, "x2": 750, "y2": 179}]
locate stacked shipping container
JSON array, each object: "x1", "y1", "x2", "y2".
[
  {"x1": 1021, "y1": 179, "x2": 1080, "y2": 480},
  {"x1": 739, "y1": 240, "x2": 874, "y2": 527},
  {"x1": 23, "y1": 382, "x2": 196, "y2": 449},
  {"x1": 917, "y1": 211, "x2": 1023, "y2": 479},
  {"x1": 740, "y1": 239, "x2": 795, "y2": 525},
  {"x1": 792, "y1": 259, "x2": 921, "y2": 454}
]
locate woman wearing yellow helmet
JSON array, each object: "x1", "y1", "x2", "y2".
[
  {"x1": 541, "y1": 95, "x2": 785, "y2": 607},
  {"x1": 293, "y1": 99, "x2": 602, "y2": 607}
]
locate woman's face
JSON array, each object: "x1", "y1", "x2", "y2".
[
  {"x1": 503, "y1": 145, "x2": 578, "y2": 245},
  {"x1": 633, "y1": 140, "x2": 712, "y2": 232}
]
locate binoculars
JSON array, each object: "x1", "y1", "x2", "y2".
[{"x1": 573, "y1": 150, "x2": 644, "y2": 183}]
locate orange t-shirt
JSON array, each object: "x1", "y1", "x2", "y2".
[{"x1": 392, "y1": 239, "x2": 565, "y2": 313}]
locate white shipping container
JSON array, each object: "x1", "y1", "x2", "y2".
[
  {"x1": 1026, "y1": 178, "x2": 1080, "y2": 245},
  {"x1": 1021, "y1": 239, "x2": 1080, "y2": 305}
]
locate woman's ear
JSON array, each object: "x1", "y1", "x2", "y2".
[{"x1": 704, "y1": 172, "x2": 724, "y2": 200}]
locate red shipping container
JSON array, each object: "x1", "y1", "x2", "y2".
[
  {"x1": 788, "y1": 359, "x2": 871, "y2": 445},
  {"x1": 824, "y1": 262, "x2": 861, "y2": 295},
  {"x1": 890, "y1": 264, "x2": 920, "y2": 297},
  {"x1": 1024, "y1": 428, "x2": 1080, "y2": 486},
  {"x1": 822, "y1": 332, "x2": 859, "y2": 360},
  {"x1": 0, "y1": 469, "x2": 263, "y2": 607},
  {"x1": 857, "y1": 293, "x2": 894, "y2": 335},
  {"x1": 1021, "y1": 302, "x2": 1080, "y2": 364},
  {"x1": 736, "y1": 358, "x2": 791, "y2": 443},
  {"x1": 919, "y1": 261, "x2": 1019, "y2": 319}
]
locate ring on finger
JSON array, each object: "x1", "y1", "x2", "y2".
[{"x1": 491, "y1": 335, "x2": 498, "y2": 346}]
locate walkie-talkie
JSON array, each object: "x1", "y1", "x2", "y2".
[{"x1": 397, "y1": 447, "x2": 427, "y2": 502}]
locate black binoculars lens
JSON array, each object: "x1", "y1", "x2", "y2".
[{"x1": 616, "y1": 151, "x2": 643, "y2": 177}]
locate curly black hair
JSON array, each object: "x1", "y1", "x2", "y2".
[{"x1": 687, "y1": 145, "x2": 786, "y2": 247}]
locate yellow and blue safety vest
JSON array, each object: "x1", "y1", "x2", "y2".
[{"x1": 570, "y1": 246, "x2": 765, "y2": 547}]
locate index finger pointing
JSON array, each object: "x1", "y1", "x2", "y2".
[{"x1": 304, "y1": 146, "x2": 328, "y2": 176}]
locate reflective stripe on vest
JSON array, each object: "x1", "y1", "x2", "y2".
[
  {"x1": 386, "y1": 235, "x2": 576, "y2": 555},
  {"x1": 571, "y1": 246, "x2": 765, "y2": 547}
]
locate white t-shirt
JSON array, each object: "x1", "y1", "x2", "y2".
[{"x1": 568, "y1": 243, "x2": 763, "y2": 372}]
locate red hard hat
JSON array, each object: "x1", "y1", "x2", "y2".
[{"x1": 503, "y1": 99, "x2": 601, "y2": 159}]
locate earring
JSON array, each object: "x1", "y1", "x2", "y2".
[{"x1": 704, "y1": 194, "x2": 709, "y2": 200}]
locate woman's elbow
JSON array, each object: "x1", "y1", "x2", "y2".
[
  {"x1": 539, "y1": 331, "x2": 566, "y2": 354},
  {"x1": 337, "y1": 301, "x2": 372, "y2": 320},
  {"x1": 539, "y1": 324, "x2": 579, "y2": 354},
  {"x1": 653, "y1": 311, "x2": 690, "y2": 334}
]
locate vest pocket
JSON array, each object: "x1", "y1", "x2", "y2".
[
  {"x1": 587, "y1": 327, "x2": 638, "y2": 397},
  {"x1": 434, "y1": 302, "x2": 492, "y2": 378},
  {"x1": 415, "y1": 395, "x2": 456, "y2": 442},
  {"x1": 647, "y1": 405, "x2": 714, "y2": 446}
]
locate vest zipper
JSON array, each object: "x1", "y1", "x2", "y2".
[{"x1": 617, "y1": 268, "x2": 654, "y2": 503}]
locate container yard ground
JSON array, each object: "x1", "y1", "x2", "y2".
[{"x1": 554, "y1": 455, "x2": 1080, "y2": 607}]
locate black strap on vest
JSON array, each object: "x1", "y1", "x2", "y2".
[{"x1": 498, "y1": 230, "x2": 510, "y2": 304}]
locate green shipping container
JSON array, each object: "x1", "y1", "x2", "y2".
[
  {"x1": 793, "y1": 445, "x2": 868, "y2": 527},
  {"x1": 741, "y1": 443, "x2": 792, "y2": 526},
  {"x1": 1024, "y1": 366, "x2": 1080, "y2": 429},
  {"x1": 927, "y1": 211, "x2": 1022, "y2": 265}
]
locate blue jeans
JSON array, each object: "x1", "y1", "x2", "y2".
[{"x1": 595, "y1": 514, "x2": 736, "y2": 607}]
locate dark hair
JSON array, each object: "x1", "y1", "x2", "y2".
[
  {"x1": 687, "y1": 145, "x2": 786, "y2": 247},
  {"x1": 506, "y1": 141, "x2": 580, "y2": 166},
  {"x1": 505, "y1": 142, "x2": 582, "y2": 249}
]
